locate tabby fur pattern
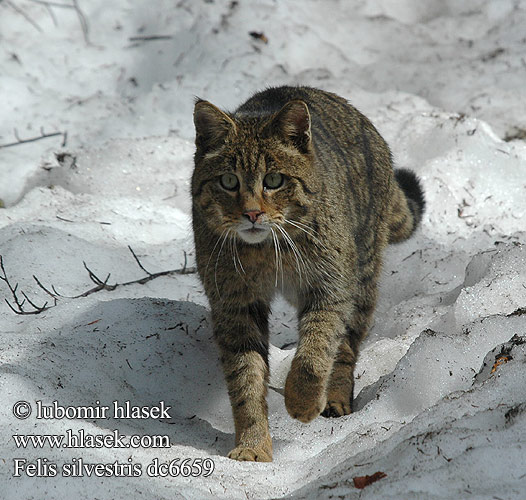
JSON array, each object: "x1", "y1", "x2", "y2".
[{"x1": 191, "y1": 86, "x2": 425, "y2": 462}]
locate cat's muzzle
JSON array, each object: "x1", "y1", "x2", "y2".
[{"x1": 236, "y1": 220, "x2": 271, "y2": 244}]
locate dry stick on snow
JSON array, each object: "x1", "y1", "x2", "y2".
[
  {"x1": 129, "y1": 35, "x2": 174, "y2": 42},
  {"x1": 5, "y1": 0, "x2": 43, "y2": 32},
  {"x1": 45, "y1": 2, "x2": 58, "y2": 26},
  {"x1": 0, "y1": 247, "x2": 197, "y2": 315},
  {"x1": 29, "y1": 0, "x2": 58, "y2": 26},
  {"x1": 72, "y1": 0, "x2": 90, "y2": 45},
  {"x1": 28, "y1": 0, "x2": 90, "y2": 44},
  {"x1": 0, "y1": 256, "x2": 56, "y2": 315},
  {"x1": 29, "y1": 0, "x2": 74, "y2": 7},
  {"x1": 0, "y1": 128, "x2": 67, "y2": 149}
]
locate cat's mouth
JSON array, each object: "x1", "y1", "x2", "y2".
[{"x1": 237, "y1": 225, "x2": 271, "y2": 244}]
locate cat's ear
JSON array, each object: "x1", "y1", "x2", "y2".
[
  {"x1": 266, "y1": 100, "x2": 312, "y2": 153},
  {"x1": 194, "y1": 100, "x2": 237, "y2": 151}
]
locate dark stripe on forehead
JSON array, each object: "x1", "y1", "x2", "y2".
[
  {"x1": 244, "y1": 170, "x2": 258, "y2": 193},
  {"x1": 236, "y1": 148, "x2": 264, "y2": 193},
  {"x1": 237, "y1": 151, "x2": 247, "y2": 171},
  {"x1": 237, "y1": 147, "x2": 261, "y2": 171},
  {"x1": 253, "y1": 149, "x2": 263, "y2": 172}
]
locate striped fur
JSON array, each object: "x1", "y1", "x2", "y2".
[{"x1": 191, "y1": 86, "x2": 425, "y2": 462}]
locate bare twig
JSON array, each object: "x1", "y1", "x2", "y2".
[
  {"x1": 182, "y1": 250, "x2": 188, "y2": 273},
  {"x1": 0, "y1": 256, "x2": 55, "y2": 315},
  {"x1": 29, "y1": 0, "x2": 74, "y2": 8},
  {"x1": 1, "y1": 247, "x2": 197, "y2": 315},
  {"x1": 0, "y1": 129, "x2": 67, "y2": 149},
  {"x1": 28, "y1": 0, "x2": 90, "y2": 44},
  {"x1": 72, "y1": 0, "x2": 90, "y2": 44},
  {"x1": 5, "y1": 0, "x2": 43, "y2": 32},
  {"x1": 402, "y1": 249, "x2": 421, "y2": 262},
  {"x1": 45, "y1": 2, "x2": 58, "y2": 25},
  {"x1": 29, "y1": 0, "x2": 59, "y2": 25},
  {"x1": 56, "y1": 215, "x2": 75, "y2": 223},
  {"x1": 128, "y1": 246, "x2": 152, "y2": 276},
  {"x1": 129, "y1": 35, "x2": 173, "y2": 42},
  {"x1": 33, "y1": 275, "x2": 61, "y2": 300}
]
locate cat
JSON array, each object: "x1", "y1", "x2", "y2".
[{"x1": 191, "y1": 86, "x2": 425, "y2": 462}]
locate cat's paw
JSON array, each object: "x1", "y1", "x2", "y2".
[
  {"x1": 228, "y1": 445, "x2": 272, "y2": 462},
  {"x1": 321, "y1": 399, "x2": 352, "y2": 418},
  {"x1": 284, "y1": 365, "x2": 327, "y2": 423}
]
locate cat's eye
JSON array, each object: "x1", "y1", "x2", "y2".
[
  {"x1": 263, "y1": 172, "x2": 284, "y2": 190},
  {"x1": 220, "y1": 173, "x2": 239, "y2": 191}
]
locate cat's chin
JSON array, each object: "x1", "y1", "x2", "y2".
[{"x1": 236, "y1": 227, "x2": 270, "y2": 245}]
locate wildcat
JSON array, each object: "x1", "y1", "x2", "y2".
[{"x1": 191, "y1": 86, "x2": 425, "y2": 462}]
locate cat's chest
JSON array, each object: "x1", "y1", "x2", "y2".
[
  {"x1": 279, "y1": 278, "x2": 300, "y2": 309},
  {"x1": 236, "y1": 244, "x2": 302, "y2": 303}
]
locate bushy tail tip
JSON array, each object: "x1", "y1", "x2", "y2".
[{"x1": 395, "y1": 168, "x2": 425, "y2": 226}]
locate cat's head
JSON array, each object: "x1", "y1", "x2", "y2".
[{"x1": 192, "y1": 99, "x2": 318, "y2": 245}]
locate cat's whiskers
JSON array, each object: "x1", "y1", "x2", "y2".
[
  {"x1": 205, "y1": 228, "x2": 228, "y2": 278},
  {"x1": 228, "y1": 229, "x2": 246, "y2": 278},
  {"x1": 232, "y1": 233, "x2": 246, "y2": 275},
  {"x1": 228, "y1": 229, "x2": 239, "y2": 276},
  {"x1": 214, "y1": 229, "x2": 231, "y2": 298},
  {"x1": 274, "y1": 227, "x2": 285, "y2": 289},
  {"x1": 284, "y1": 219, "x2": 331, "y2": 253},
  {"x1": 270, "y1": 228, "x2": 281, "y2": 288},
  {"x1": 283, "y1": 220, "x2": 347, "y2": 293},
  {"x1": 275, "y1": 224, "x2": 310, "y2": 288},
  {"x1": 284, "y1": 219, "x2": 340, "y2": 268}
]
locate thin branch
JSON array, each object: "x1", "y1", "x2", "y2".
[
  {"x1": 27, "y1": 0, "x2": 59, "y2": 25},
  {"x1": 182, "y1": 250, "x2": 188, "y2": 273},
  {"x1": 33, "y1": 275, "x2": 60, "y2": 301},
  {"x1": 4, "y1": 298, "x2": 22, "y2": 314},
  {"x1": 28, "y1": 0, "x2": 90, "y2": 44},
  {"x1": 5, "y1": 0, "x2": 43, "y2": 32},
  {"x1": 72, "y1": 0, "x2": 90, "y2": 45},
  {"x1": 0, "y1": 129, "x2": 67, "y2": 149},
  {"x1": 56, "y1": 215, "x2": 75, "y2": 223},
  {"x1": 21, "y1": 290, "x2": 48, "y2": 311},
  {"x1": 29, "y1": 0, "x2": 75, "y2": 8},
  {"x1": 45, "y1": 2, "x2": 58, "y2": 25},
  {"x1": 83, "y1": 261, "x2": 105, "y2": 286},
  {"x1": 128, "y1": 245, "x2": 152, "y2": 276},
  {"x1": 129, "y1": 35, "x2": 173, "y2": 42},
  {"x1": 2, "y1": 247, "x2": 197, "y2": 315},
  {"x1": 0, "y1": 256, "x2": 53, "y2": 315}
]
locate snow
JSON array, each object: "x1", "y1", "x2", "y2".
[{"x1": 1, "y1": 0, "x2": 526, "y2": 498}]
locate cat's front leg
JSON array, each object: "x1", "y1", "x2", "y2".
[
  {"x1": 213, "y1": 302, "x2": 273, "y2": 462},
  {"x1": 284, "y1": 308, "x2": 345, "y2": 423}
]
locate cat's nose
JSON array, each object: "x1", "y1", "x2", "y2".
[{"x1": 243, "y1": 210, "x2": 264, "y2": 223}]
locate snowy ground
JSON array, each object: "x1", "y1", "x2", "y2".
[{"x1": 1, "y1": 1, "x2": 526, "y2": 498}]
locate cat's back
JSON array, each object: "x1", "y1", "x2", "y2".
[
  {"x1": 235, "y1": 86, "x2": 390, "y2": 177},
  {"x1": 235, "y1": 85, "x2": 345, "y2": 116},
  {"x1": 234, "y1": 85, "x2": 392, "y2": 216}
]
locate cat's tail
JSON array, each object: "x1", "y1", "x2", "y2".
[{"x1": 387, "y1": 168, "x2": 425, "y2": 244}]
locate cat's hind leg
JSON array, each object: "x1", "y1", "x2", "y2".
[
  {"x1": 322, "y1": 334, "x2": 356, "y2": 417},
  {"x1": 323, "y1": 260, "x2": 381, "y2": 417}
]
